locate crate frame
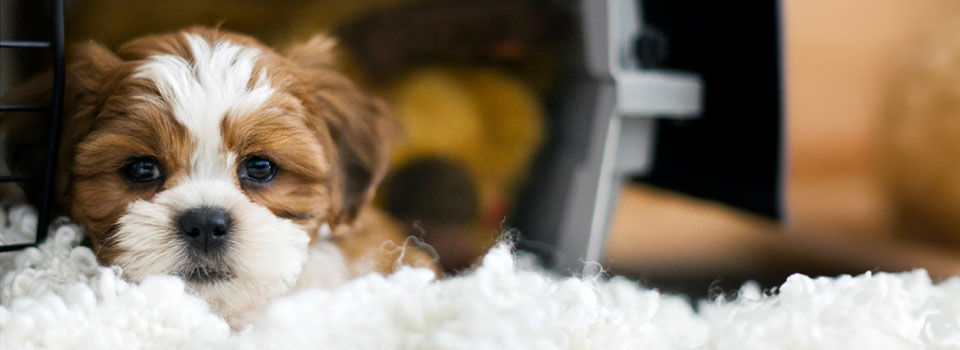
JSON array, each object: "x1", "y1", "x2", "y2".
[{"x1": 0, "y1": 0, "x2": 66, "y2": 252}]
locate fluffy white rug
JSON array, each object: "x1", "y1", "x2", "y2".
[{"x1": 3, "y1": 203, "x2": 960, "y2": 349}]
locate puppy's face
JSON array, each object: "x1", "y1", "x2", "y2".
[{"x1": 61, "y1": 28, "x2": 393, "y2": 321}]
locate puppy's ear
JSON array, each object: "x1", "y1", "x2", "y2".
[
  {"x1": 69, "y1": 41, "x2": 122, "y2": 96},
  {"x1": 327, "y1": 94, "x2": 397, "y2": 225},
  {"x1": 54, "y1": 42, "x2": 122, "y2": 208},
  {"x1": 282, "y1": 34, "x2": 339, "y2": 70},
  {"x1": 286, "y1": 36, "x2": 397, "y2": 225}
]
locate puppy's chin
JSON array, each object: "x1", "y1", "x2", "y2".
[
  {"x1": 181, "y1": 265, "x2": 233, "y2": 283},
  {"x1": 110, "y1": 180, "x2": 310, "y2": 327}
]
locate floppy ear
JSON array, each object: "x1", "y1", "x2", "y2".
[
  {"x1": 54, "y1": 42, "x2": 122, "y2": 207},
  {"x1": 285, "y1": 35, "x2": 398, "y2": 225},
  {"x1": 282, "y1": 34, "x2": 339, "y2": 70},
  {"x1": 68, "y1": 41, "x2": 123, "y2": 97},
  {"x1": 326, "y1": 96, "x2": 396, "y2": 225}
]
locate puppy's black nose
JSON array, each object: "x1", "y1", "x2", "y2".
[{"x1": 178, "y1": 206, "x2": 232, "y2": 253}]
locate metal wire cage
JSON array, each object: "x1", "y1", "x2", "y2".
[{"x1": 0, "y1": 0, "x2": 66, "y2": 252}]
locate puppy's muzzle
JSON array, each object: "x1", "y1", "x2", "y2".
[{"x1": 178, "y1": 206, "x2": 232, "y2": 254}]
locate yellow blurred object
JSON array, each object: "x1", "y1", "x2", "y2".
[
  {"x1": 456, "y1": 69, "x2": 545, "y2": 188},
  {"x1": 387, "y1": 67, "x2": 544, "y2": 199},
  {"x1": 382, "y1": 67, "x2": 545, "y2": 270},
  {"x1": 388, "y1": 69, "x2": 485, "y2": 170},
  {"x1": 388, "y1": 67, "x2": 544, "y2": 191}
]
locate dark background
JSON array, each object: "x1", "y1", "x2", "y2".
[{"x1": 637, "y1": 0, "x2": 783, "y2": 219}]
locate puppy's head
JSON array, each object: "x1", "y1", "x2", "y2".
[{"x1": 61, "y1": 27, "x2": 394, "y2": 321}]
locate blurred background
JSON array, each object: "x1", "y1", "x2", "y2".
[{"x1": 6, "y1": 0, "x2": 960, "y2": 298}]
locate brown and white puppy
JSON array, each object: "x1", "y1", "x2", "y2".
[{"x1": 7, "y1": 27, "x2": 437, "y2": 326}]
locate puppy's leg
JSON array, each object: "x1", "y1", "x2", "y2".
[{"x1": 332, "y1": 206, "x2": 441, "y2": 277}]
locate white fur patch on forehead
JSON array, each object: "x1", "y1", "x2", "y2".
[
  {"x1": 133, "y1": 33, "x2": 274, "y2": 179},
  {"x1": 134, "y1": 33, "x2": 274, "y2": 131}
]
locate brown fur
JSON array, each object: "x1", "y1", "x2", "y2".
[{"x1": 333, "y1": 206, "x2": 438, "y2": 273}]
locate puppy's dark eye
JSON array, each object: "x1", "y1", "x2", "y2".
[
  {"x1": 239, "y1": 156, "x2": 277, "y2": 183},
  {"x1": 121, "y1": 157, "x2": 163, "y2": 183}
]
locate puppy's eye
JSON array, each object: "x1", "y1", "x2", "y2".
[
  {"x1": 121, "y1": 157, "x2": 163, "y2": 183},
  {"x1": 239, "y1": 156, "x2": 277, "y2": 183}
]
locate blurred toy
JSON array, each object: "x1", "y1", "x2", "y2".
[
  {"x1": 334, "y1": 0, "x2": 565, "y2": 272},
  {"x1": 378, "y1": 67, "x2": 545, "y2": 272}
]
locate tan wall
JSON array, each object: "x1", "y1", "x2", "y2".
[{"x1": 786, "y1": 0, "x2": 957, "y2": 238}]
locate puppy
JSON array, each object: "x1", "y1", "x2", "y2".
[{"x1": 3, "y1": 27, "x2": 437, "y2": 326}]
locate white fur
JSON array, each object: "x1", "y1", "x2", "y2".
[
  {"x1": 5, "y1": 211, "x2": 960, "y2": 349},
  {"x1": 0, "y1": 203, "x2": 36, "y2": 245},
  {"x1": 292, "y1": 240, "x2": 350, "y2": 291}
]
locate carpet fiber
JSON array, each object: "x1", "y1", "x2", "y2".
[{"x1": 2, "y1": 203, "x2": 960, "y2": 349}]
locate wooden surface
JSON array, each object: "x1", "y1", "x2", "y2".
[{"x1": 604, "y1": 185, "x2": 960, "y2": 282}]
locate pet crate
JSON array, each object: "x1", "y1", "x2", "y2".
[
  {"x1": 513, "y1": 0, "x2": 701, "y2": 273},
  {"x1": 0, "y1": 0, "x2": 67, "y2": 251},
  {"x1": 513, "y1": 0, "x2": 782, "y2": 273}
]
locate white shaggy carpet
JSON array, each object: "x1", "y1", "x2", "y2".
[{"x1": 4, "y1": 203, "x2": 960, "y2": 349}]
